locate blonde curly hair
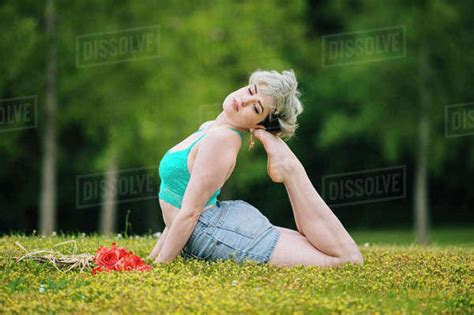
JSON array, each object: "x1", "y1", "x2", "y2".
[{"x1": 247, "y1": 69, "x2": 304, "y2": 149}]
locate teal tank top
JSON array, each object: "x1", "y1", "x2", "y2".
[{"x1": 158, "y1": 127, "x2": 243, "y2": 209}]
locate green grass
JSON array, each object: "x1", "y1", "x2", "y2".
[
  {"x1": 0, "y1": 228, "x2": 472, "y2": 314},
  {"x1": 349, "y1": 226, "x2": 474, "y2": 247}
]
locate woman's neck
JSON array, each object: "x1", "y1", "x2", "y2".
[{"x1": 210, "y1": 112, "x2": 247, "y2": 133}]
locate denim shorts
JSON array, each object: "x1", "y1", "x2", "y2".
[{"x1": 180, "y1": 200, "x2": 281, "y2": 264}]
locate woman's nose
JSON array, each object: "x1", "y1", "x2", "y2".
[
  {"x1": 241, "y1": 96, "x2": 255, "y2": 107},
  {"x1": 238, "y1": 98, "x2": 248, "y2": 107}
]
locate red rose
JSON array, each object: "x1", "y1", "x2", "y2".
[
  {"x1": 98, "y1": 250, "x2": 119, "y2": 267},
  {"x1": 120, "y1": 255, "x2": 143, "y2": 270},
  {"x1": 91, "y1": 242, "x2": 153, "y2": 275}
]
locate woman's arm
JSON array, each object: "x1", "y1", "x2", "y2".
[
  {"x1": 154, "y1": 129, "x2": 240, "y2": 263},
  {"x1": 147, "y1": 226, "x2": 169, "y2": 260}
]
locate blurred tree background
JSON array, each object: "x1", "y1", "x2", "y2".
[{"x1": 0, "y1": 0, "x2": 472, "y2": 241}]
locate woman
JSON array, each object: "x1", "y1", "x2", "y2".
[{"x1": 148, "y1": 69, "x2": 363, "y2": 268}]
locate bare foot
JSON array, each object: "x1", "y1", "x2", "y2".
[{"x1": 251, "y1": 129, "x2": 302, "y2": 183}]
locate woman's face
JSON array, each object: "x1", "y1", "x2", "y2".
[{"x1": 222, "y1": 83, "x2": 274, "y2": 130}]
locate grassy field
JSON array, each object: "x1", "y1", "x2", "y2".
[
  {"x1": 349, "y1": 226, "x2": 474, "y2": 247},
  {"x1": 1, "y1": 227, "x2": 472, "y2": 314}
]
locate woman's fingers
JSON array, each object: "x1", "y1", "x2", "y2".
[
  {"x1": 147, "y1": 249, "x2": 159, "y2": 260},
  {"x1": 148, "y1": 240, "x2": 162, "y2": 260}
]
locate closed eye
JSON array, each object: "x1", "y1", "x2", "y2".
[{"x1": 248, "y1": 86, "x2": 261, "y2": 114}]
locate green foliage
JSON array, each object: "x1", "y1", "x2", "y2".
[
  {"x1": 0, "y1": 0, "x2": 473, "y2": 233},
  {"x1": 315, "y1": 0, "x2": 474, "y2": 171},
  {"x1": 1, "y1": 233, "x2": 472, "y2": 313}
]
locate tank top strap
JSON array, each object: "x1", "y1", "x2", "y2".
[
  {"x1": 228, "y1": 127, "x2": 243, "y2": 139},
  {"x1": 193, "y1": 127, "x2": 242, "y2": 139},
  {"x1": 186, "y1": 133, "x2": 206, "y2": 151}
]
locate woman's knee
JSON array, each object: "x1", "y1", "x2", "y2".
[{"x1": 268, "y1": 226, "x2": 351, "y2": 268}]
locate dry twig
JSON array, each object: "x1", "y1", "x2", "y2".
[{"x1": 12, "y1": 240, "x2": 94, "y2": 273}]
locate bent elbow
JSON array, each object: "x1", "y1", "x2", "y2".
[{"x1": 180, "y1": 209, "x2": 200, "y2": 222}]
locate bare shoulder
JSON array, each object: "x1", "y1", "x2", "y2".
[
  {"x1": 199, "y1": 120, "x2": 214, "y2": 130},
  {"x1": 201, "y1": 126, "x2": 242, "y2": 153},
  {"x1": 207, "y1": 125, "x2": 242, "y2": 140}
]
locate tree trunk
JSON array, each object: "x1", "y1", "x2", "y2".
[
  {"x1": 39, "y1": 0, "x2": 57, "y2": 236},
  {"x1": 100, "y1": 152, "x2": 118, "y2": 236},
  {"x1": 414, "y1": 44, "x2": 431, "y2": 245}
]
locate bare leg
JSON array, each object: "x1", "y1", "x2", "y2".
[
  {"x1": 250, "y1": 129, "x2": 306, "y2": 236},
  {"x1": 269, "y1": 226, "x2": 362, "y2": 267},
  {"x1": 252, "y1": 129, "x2": 361, "y2": 260},
  {"x1": 283, "y1": 164, "x2": 361, "y2": 258},
  {"x1": 284, "y1": 178, "x2": 306, "y2": 236}
]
